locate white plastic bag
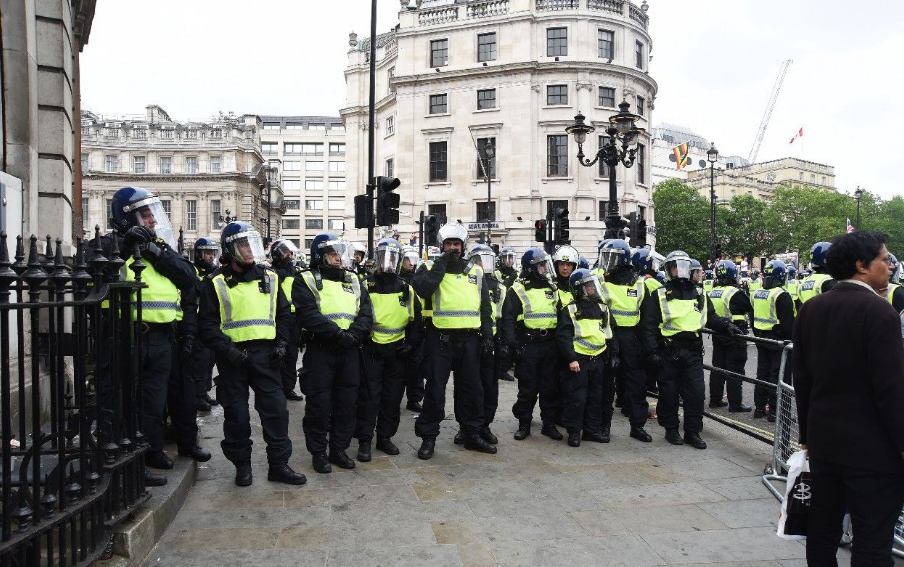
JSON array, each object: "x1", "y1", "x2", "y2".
[{"x1": 777, "y1": 450, "x2": 811, "y2": 541}]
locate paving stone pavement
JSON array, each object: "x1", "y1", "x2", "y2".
[{"x1": 142, "y1": 374, "x2": 879, "y2": 567}]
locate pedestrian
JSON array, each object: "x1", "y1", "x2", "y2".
[
  {"x1": 793, "y1": 230, "x2": 904, "y2": 566},
  {"x1": 294, "y1": 233, "x2": 373, "y2": 473},
  {"x1": 751, "y1": 260, "x2": 795, "y2": 422},
  {"x1": 708, "y1": 260, "x2": 753, "y2": 412},
  {"x1": 191, "y1": 237, "x2": 221, "y2": 412},
  {"x1": 269, "y1": 239, "x2": 305, "y2": 401},
  {"x1": 799, "y1": 242, "x2": 836, "y2": 303},
  {"x1": 198, "y1": 221, "x2": 304, "y2": 486}
]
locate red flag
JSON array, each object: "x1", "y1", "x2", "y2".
[{"x1": 790, "y1": 127, "x2": 804, "y2": 144}]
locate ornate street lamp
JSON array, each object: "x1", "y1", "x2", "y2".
[
  {"x1": 481, "y1": 140, "x2": 495, "y2": 246},
  {"x1": 707, "y1": 142, "x2": 720, "y2": 264},
  {"x1": 854, "y1": 185, "x2": 863, "y2": 230},
  {"x1": 566, "y1": 100, "x2": 645, "y2": 239}
]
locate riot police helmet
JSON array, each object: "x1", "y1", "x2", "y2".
[
  {"x1": 810, "y1": 242, "x2": 831, "y2": 270},
  {"x1": 597, "y1": 239, "x2": 633, "y2": 274},
  {"x1": 762, "y1": 259, "x2": 787, "y2": 289},
  {"x1": 569, "y1": 268, "x2": 603, "y2": 302},
  {"x1": 467, "y1": 244, "x2": 496, "y2": 274},
  {"x1": 110, "y1": 186, "x2": 178, "y2": 249},
  {"x1": 663, "y1": 250, "x2": 693, "y2": 282},
  {"x1": 194, "y1": 236, "x2": 220, "y2": 270},
  {"x1": 714, "y1": 260, "x2": 739, "y2": 285},
  {"x1": 310, "y1": 232, "x2": 347, "y2": 269},
  {"x1": 498, "y1": 246, "x2": 516, "y2": 269},
  {"x1": 221, "y1": 222, "x2": 267, "y2": 267},
  {"x1": 374, "y1": 238, "x2": 403, "y2": 274},
  {"x1": 521, "y1": 248, "x2": 555, "y2": 280}
]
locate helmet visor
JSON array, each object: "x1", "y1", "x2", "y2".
[
  {"x1": 318, "y1": 239, "x2": 349, "y2": 269},
  {"x1": 402, "y1": 250, "x2": 420, "y2": 270},
  {"x1": 575, "y1": 274, "x2": 603, "y2": 302},
  {"x1": 126, "y1": 198, "x2": 177, "y2": 250},
  {"x1": 500, "y1": 252, "x2": 516, "y2": 268},
  {"x1": 598, "y1": 248, "x2": 628, "y2": 273},
  {"x1": 375, "y1": 246, "x2": 402, "y2": 274},
  {"x1": 272, "y1": 240, "x2": 299, "y2": 262},
  {"x1": 669, "y1": 258, "x2": 692, "y2": 280},
  {"x1": 226, "y1": 230, "x2": 267, "y2": 265},
  {"x1": 531, "y1": 254, "x2": 554, "y2": 277},
  {"x1": 471, "y1": 252, "x2": 495, "y2": 273}
]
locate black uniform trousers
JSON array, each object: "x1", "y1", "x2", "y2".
[
  {"x1": 187, "y1": 344, "x2": 215, "y2": 401},
  {"x1": 753, "y1": 333, "x2": 787, "y2": 412},
  {"x1": 415, "y1": 329, "x2": 483, "y2": 439},
  {"x1": 710, "y1": 336, "x2": 747, "y2": 407},
  {"x1": 806, "y1": 458, "x2": 904, "y2": 567},
  {"x1": 560, "y1": 354, "x2": 611, "y2": 434},
  {"x1": 454, "y1": 344, "x2": 497, "y2": 429},
  {"x1": 405, "y1": 344, "x2": 425, "y2": 405},
  {"x1": 656, "y1": 341, "x2": 705, "y2": 434},
  {"x1": 356, "y1": 341, "x2": 408, "y2": 441},
  {"x1": 141, "y1": 326, "x2": 198, "y2": 453},
  {"x1": 215, "y1": 344, "x2": 291, "y2": 464},
  {"x1": 280, "y1": 343, "x2": 300, "y2": 394},
  {"x1": 615, "y1": 328, "x2": 649, "y2": 428},
  {"x1": 301, "y1": 343, "x2": 360, "y2": 454},
  {"x1": 512, "y1": 337, "x2": 560, "y2": 426}
]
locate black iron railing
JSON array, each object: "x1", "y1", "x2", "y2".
[{"x1": 0, "y1": 228, "x2": 150, "y2": 566}]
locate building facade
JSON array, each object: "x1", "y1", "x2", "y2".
[
  {"x1": 259, "y1": 116, "x2": 347, "y2": 251},
  {"x1": 342, "y1": 0, "x2": 658, "y2": 254},
  {"x1": 686, "y1": 157, "x2": 836, "y2": 204},
  {"x1": 81, "y1": 105, "x2": 280, "y2": 251}
]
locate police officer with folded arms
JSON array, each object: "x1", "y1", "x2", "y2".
[
  {"x1": 199, "y1": 222, "x2": 305, "y2": 486},
  {"x1": 751, "y1": 260, "x2": 796, "y2": 422},
  {"x1": 708, "y1": 260, "x2": 753, "y2": 412},
  {"x1": 269, "y1": 239, "x2": 305, "y2": 402},
  {"x1": 191, "y1": 237, "x2": 221, "y2": 412}
]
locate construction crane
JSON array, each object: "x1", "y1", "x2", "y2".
[{"x1": 747, "y1": 59, "x2": 792, "y2": 164}]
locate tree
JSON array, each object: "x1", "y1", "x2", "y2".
[
  {"x1": 652, "y1": 179, "x2": 710, "y2": 261},
  {"x1": 722, "y1": 194, "x2": 772, "y2": 262},
  {"x1": 764, "y1": 185, "x2": 851, "y2": 259}
]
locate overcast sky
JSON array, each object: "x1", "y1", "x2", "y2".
[{"x1": 81, "y1": 0, "x2": 904, "y2": 198}]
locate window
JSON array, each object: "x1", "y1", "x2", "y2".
[
  {"x1": 638, "y1": 205, "x2": 646, "y2": 222},
  {"x1": 81, "y1": 153, "x2": 89, "y2": 172},
  {"x1": 477, "y1": 89, "x2": 496, "y2": 110},
  {"x1": 305, "y1": 200, "x2": 323, "y2": 210},
  {"x1": 635, "y1": 40, "x2": 644, "y2": 69},
  {"x1": 308, "y1": 124, "x2": 326, "y2": 130},
  {"x1": 262, "y1": 142, "x2": 278, "y2": 155},
  {"x1": 477, "y1": 201, "x2": 496, "y2": 222},
  {"x1": 329, "y1": 143, "x2": 345, "y2": 156},
  {"x1": 477, "y1": 137, "x2": 496, "y2": 178},
  {"x1": 284, "y1": 143, "x2": 302, "y2": 155},
  {"x1": 547, "y1": 135, "x2": 568, "y2": 177},
  {"x1": 328, "y1": 200, "x2": 345, "y2": 210},
  {"x1": 429, "y1": 141, "x2": 448, "y2": 182},
  {"x1": 810, "y1": 174, "x2": 816, "y2": 183},
  {"x1": 306, "y1": 180, "x2": 324, "y2": 191},
  {"x1": 385, "y1": 158, "x2": 394, "y2": 178},
  {"x1": 302, "y1": 143, "x2": 323, "y2": 155},
  {"x1": 161, "y1": 200, "x2": 171, "y2": 216},
  {"x1": 799, "y1": 172, "x2": 804, "y2": 181},
  {"x1": 160, "y1": 129, "x2": 174, "y2": 140},
  {"x1": 285, "y1": 123, "x2": 305, "y2": 130},
  {"x1": 547, "y1": 199, "x2": 568, "y2": 218},
  {"x1": 387, "y1": 67, "x2": 395, "y2": 92},
  {"x1": 105, "y1": 155, "x2": 119, "y2": 173},
  {"x1": 185, "y1": 129, "x2": 198, "y2": 139},
  {"x1": 104, "y1": 127, "x2": 120, "y2": 139},
  {"x1": 133, "y1": 156, "x2": 146, "y2": 173},
  {"x1": 547, "y1": 27, "x2": 567, "y2": 57},
  {"x1": 210, "y1": 199, "x2": 221, "y2": 228},
  {"x1": 186, "y1": 200, "x2": 197, "y2": 231},
  {"x1": 263, "y1": 123, "x2": 281, "y2": 130},
  {"x1": 328, "y1": 219, "x2": 345, "y2": 231},
  {"x1": 185, "y1": 156, "x2": 198, "y2": 174},
  {"x1": 329, "y1": 161, "x2": 346, "y2": 173},
  {"x1": 210, "y1": 128, "x2": 223, "y2": 139},
  {"x1": 133, "y1": 128, "x2": 147, "y2": 140},
  {"x1": 822, "y1": 176, "x2": 827, "y2": 185},
  {"x1": 305, "y1": 238, "x2": 314, "y2": 249},
  {"x1": 429, "y1": 94, "x2": 448, "y2": 114},
  {"x1": 478, "y1": 32, "x2": 497, "y2": 62},
  {"x1": 547, "y1": 85, "x2": 568, "y2": 105},
  {"x1": 428, "y1": 203, "x2": 447, "y2": 225},
  {"x1": 82, "y1": 197, "x2": 90, "y2": 229},
  {"x1": 386, "y1": 115, "x2": 395, "y2": 135},
  {"x1": 637, "y1": 143, "x2": 646, "y2": 184},
  {"x1": 306, "y1": 162, "x2": 324, "y2": 172},
  {"x1": 430, "y1": 39, "x2": 448, "y2": 67},
  {"x1": 598, "y1": 200, "x2": 609, "y2": 221},
  {"x1": 636, "y1": 96, "x2": 645, "y2": 117},
  {"x1": 599, "y1": 86, "x2": 615, "y2": 107},
  {"x1": 210, "y1": 156, "x2": 222, "y2": 173},
  {"x1": 283, "y1": 161, "x2": 301, "y2": 171},
  {"x1": 329, "y1": 180, "x2": 346, "y2": 191},
  {"x1": 598, "y1": 136, "x2": 611, "y2": 177},
  {"x1": 598, "y1": 29, "x2": 614, "y2": 59},
  {"x1": 282, "y1": 218, "x2": 300, "y2": 230},
  {"x1": 283, "y1": 180, "x2": 301, "y2": 191},
  {"x1": 81, "y1": 126, "x2": 91, "y2": 137},
  {"x1": 284, "y1": 199, "x2": 300, "y2": 210},
  {"x1": 106, "y1": 199, "x2": 114, "y2": 229},
  {"x1": 305, "y1": 218, "x2": 323, "y2": 230}
]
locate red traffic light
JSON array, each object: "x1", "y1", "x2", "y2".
[{"x1": 535, "y1": 220, "x2": 546, "y2": 230}]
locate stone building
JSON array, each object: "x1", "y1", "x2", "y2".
[
  {"x1": 259, "y1": 116, "x2": 347, "y2": 251},
  {"x1": 342, "y1": 0, "x2": 658, "y2": 254},
  {"x1": 686, "y1": 157, "x2": 836, "y2": 204},
  {"x1": 81, "y1": 105, "x2": 281, "y2": 251}
]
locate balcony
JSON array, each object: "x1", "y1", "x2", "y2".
[
  {"x1": 466, "y1": 0, "x2": 509, "y2": 18},
  {"x1": 536, "y1": 0, "x2": 579, "y2": 10},
  {"x1": 587, "y1": 0, "x2": 622, "y2": 15}
]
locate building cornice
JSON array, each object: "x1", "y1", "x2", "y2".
[{"x1": 83, "y1": 172, "x2": 261, "y2": 184}]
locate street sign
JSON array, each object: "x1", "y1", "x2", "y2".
[{"x1": 466, "y1": 221, "x2": 504, "y2": 231}]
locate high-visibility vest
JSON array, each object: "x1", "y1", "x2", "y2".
[
  {"x1": 600, "y1": 279, "x2": 645, "y2": 327},
  {"x1": 748, "y1": 280, "x2": 763, "y2": 293},
  {"x1": 657, "y1": 287, "x2": 707, "y2": 337},
  {"x1": 211, "y1": 269, "x2": 278, "y2": 342},
  {"x1": 370, "y1": 285, "x2": 415, "y2": 344},
  {"x1": 799, "y1": 273, "x2": 831, "y2": 304},
  {"x1": 703, "y1": 280, "x2": 714, "y2": 295},
  {"x1": 752, "y1": 287, "x2": 795, "y2": 331},
  {"x1": 557, "y1": 288, "x2": 574, "y2": 308},
  {"x1": 888, "y1": 283, "x2": 900, "y2": 306},
  {"x1": 125, "y1": 258, "x2": 183, "y2": 324},
  {"x1": 488, "y1": 279, "x2": 506, "y2": 337},
  {"x1": 300, "y1": 270, "x2": 361, "y2": 331},
  {"x1": 567, "y1": 302, "x2": 613, "y2": 356},
  {"x1": 431, "y1": 265, "x2": 484, "y2": 330},
  {"x1": 591, "y1": 268, "x2": 607, "y2": 282},
  {"x1": 709, "y1": 285, "x2": 747, "y2": 321},
  {"x1": 784, "y1": 279, "x2": 800, "y2": 302},
  {"x1": 511, "y1": 281, "x2": 558, "y2": 330},
  {"x1": 281, "y1": 275, "x2": 295, "y2": 313},
  {"x1": 644, "y1": 276, "x2": 663, "y2": 294}
]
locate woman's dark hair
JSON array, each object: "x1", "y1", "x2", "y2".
[{"x1": 825, "y1": 231, "x2": 887, "y2": 280}]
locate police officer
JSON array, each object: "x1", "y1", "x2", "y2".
[
  {"x1": 708, "y1": 260, "x2": 753, "y2": 412},
  {"x1": 356, "y1": 239, "x2": 421, "y2": 461},
  {"x1": 294, "y1": 233, "x2": 373, "y2": 473},
  {"x1": 598, "y1": 239, "x2": 653, "y2": 442},
  {"x1": 269, "y1": 239, "x2": 305, "y2": 402},
  {"x1": 495, "y1": 246, "x2": 519, "y2": 288},
  {"x1": 632, "y1": 248, "x2": 663, "y2": 397},
  {"x1": 350, "y1": 242, "x2": 369, "y2": 279},
  {"x1": 751, "y1": 260, "x2": 796, "y2": 422},
  {"x1": 800, "y1": 242, "x2": 837, "y2": 304},
  {"x1": 578, "y1": 255, "x2": 590, "y2": 271},
  {"x1": 640, "y1": 250, "x2": 739, "y2": 449},
  {"x1": 399, "y1": 246, "x2": 426, "y2": 410},
  {"x1": 413, "y1": 224, "x2": 495, "y2": 459},
  {"x1": 192, "y1": 237, "x2": 220, "y2": 412},
  {"x1": 109, "y1": 187, "x2": 210, "y2": 486},
  {"x1": 553, "y1": 245, "x2": 579, "y2": 306},
  {"x1": 747, "y1": 268, "x2": 762, "y2": 294},
  {"x1": 702, "y1": 270, "x2": 715, "y2": 295},
  {"x1": 557, "y1": 269, "x2": 619, "y2": 447},
  {"x1": 502, "y1": 248, "x2": 562, "y2": 441},
  {"x1": 198, "y1": 221, "x2": 304, "y2": 486},
  {"x1": 884, "y1": 254, "x2": 904, "y2": 310},
  {"x1": 784, "y1": 265, "x2": 801, "y2": 308}
]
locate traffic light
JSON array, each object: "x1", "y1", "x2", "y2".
[
  {"x1": 534, "y1": 219, "x2": 547, "y2": 242},
  {"x1": 636, "y1": 219, "x2": 647, "y2": 247},
  {"x1": 424, "y1": 214, "x2": 439, "y2": 246},
  {"x1": 354, "y1": 194, "x2": 373, "y2": 229},
  {"x1": 627, "y1": 211, "x2": 638, "y2": 247},
  {"x1": 375, "y1": 176, "x2": 401, "y2": 226},
  {"x1": 554, "y1": 207, "x2": 570, "y2": 243}
]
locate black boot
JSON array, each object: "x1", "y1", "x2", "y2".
[
  {"x1": 729, "y1": 403, "x2": 752, "y2": 413},
  {"x1": 582, "y1": 430, "x2": 607, "y2": 443},
  {"x1": 417, "y1": 438, "x2": 435, "y2": 460},
  {"x1": 665, "y1": 429, "x2": 685, "y2": 445},
  {"x1": 196, "y1": 398, "x2": 212, "y2": 412},
  {"x1": 329, "y1": 450, "x2": 356, "y2": 469},
  {"x1": 567, "y1": 431, "x2": 581, "y2": 447},
  {"x1": 708, "y1": 400, "x2": 728, "y2": 408},
  {"x1": 480, "y1": 427, "x2": 498, "y2": 445},
  {"x1": 234, "y1": 461, "x2": 253, "y2": 487},
  {"x1": 499, "y1": 370, "x2": 515, "y2": 381},
  {"x1": 630, "y1": 427, "x2": 652, "y2": 443},
  {"x1": 453, "y1": 430, "x2": 465, "y2": 445},
  {"x1": 204, "y1": 393, "x2": 219, "y2": 406},
  {"x1": 178, "y1": 445, "x2": 212, "y2": 462},
  {"x1": 541, "y1": 423, "x2": 563, "y2": 441},
  {"x1": 144, "y1": 468, "x2": 167, "y2": 487},
  {"x1": 684, "y1": 432, "x2": 707, "y2": 450},
  {"x1": 145, "y1": 450, "x2": 174, "y2": 470},
  {"x1": 357, "y1": 439, "x2": 372, "y2": 463},
  {"x1": 753, "y1": 408, "x2": 767, "y2": 419},
  {"x1": 513, "y1": 422, "x2": 531, "y2": 440},
  {"x1": 268, "y1": 463, "x2": 307, "y2": 485},
  {"x1": 406, "y1": 400, "x2": 422, "y2": 412},
  {"x1": 767, "y1": 412, "x2": 776, "y2": 423},
  {"x1": 312, "y1": 452, "x2": 331, "y2": 474},
  {"x1": 376, "y1": 436, "x2": 399, "y2": 455},
  {"x1": 464, "y1": 435, "x2": 497, "y2": 454},
  {"x1": 285, "y1": 390, "x2": 304, "y2": 401}
]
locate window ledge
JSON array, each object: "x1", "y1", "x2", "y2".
[
  {"x1": 542, "y1": 105, "x2": 572, "y2": 110},
  {"x1": 594, "y1": 105, "x2": 617, "y2": 111},
  {"x1": 593, "y1": 177, "x2": 612, "y2": 182},
  {"x1": 426, "y1": 181, "x2": 451, "y2": 187},
  {"x1": 384, "y1": 131, "x2": 395, "y2": 139},
  {"x1": 473, "y1": 107, "x2": 500, "y2": 114},
  {"x1": 542, "y1": 177, "x2": 574, "y2": 183},
  {"x1": 425, "y1": 112, "x2": 452, "y2": 118},
  {"x1": 471, "y1": 178, "x2": 501, "y2": 185}
]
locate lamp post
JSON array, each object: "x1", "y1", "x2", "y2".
[
  {"x1": 566, "y1": 101, "x2": 645, "y2": 239},
  {"x1": 218, "y1": 208, "x2": 239, "y2": 228},
  {"x1": 854, "y1": 185, "x2": 863, "y2": 230},
  {"x1": 481, "y1": 140, "x2": 495, "y2": 246},
  {"x1": 707, "y1": 142, "x2": 719, "y2": 264},
  {"x1": 260, "y1": 159, "x2": 280, "y2": 246}
]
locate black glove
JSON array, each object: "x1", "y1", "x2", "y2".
[
  {"x1": 122, "y1": 226, "x2": 154, "y2": 251},
  {"x1": 608, "y1": 354, "x2": 620, "y2": 370},
  {"x1": 181, "y1": 336, "x2": 195, "y2": 358},
  {"x1": 336, "y1": 330, "x2": 360, "y2": 349},
  {"x1": 482, "y1": 337, "x2": 494, "y2": 356},
  {"x1": 512, "y1": 345, "x2": 525, "y2": 364},
  {"x1": 727, "y1": 323, "x2": 744, "y2": 337},
  {"x1": 647, "y1": 352, "x2": 662, "y2": 371},
  {"x1": 225, "y1": 347, "x2": 250, "y2": 368},
  {"x1": 269, "y1": 341, "x2": 287, "y2": 368},
  {"x1": 396, "y1": 343, "x2": 414, "y2": 358},
  {"x1": 498, "y1": 343, "x2": 511, "y2": 361}
]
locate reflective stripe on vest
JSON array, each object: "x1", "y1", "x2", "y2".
[
  {"x1": 301, "y1": 271, "x2": 361, "y2": 331},
  {"x1": 432, "y1": 264, "x2": 483, "y2": 330},
  {"x1": 888, "y1": 283, "x2": 900, "y2": 306},
  {"x1": 657, "y1": 287, "x2": 707, "y2": 336},
  {"x1": 799, "y1": 273, "x2": 831, "y2": 304},
  {"x1": 709, "y1": 286, "x2": 746, "y2": 321},
  {"x1": 600, "y1": 279, "x2": 645, "y2": 327},
  {"x1": 752, "y1": 287, "x2": 794, "y2": 331},
  {"x1": 511, "y1": 282, "x2": 558, "y2": 330},
  {"x1": 370, "y1": 285, "x2": 415, "y2": 344},
  {"x1": 568, "y1": 302, "x2": 612, "y2": 356},
  {"x1": 125, "y1": 259, "x2": 182, "y2": 323},
  {"x1": 281, "y1": 275, "x2": 295, "y2": 313},
  {"x1": 211, "y1": 270, "x2": 278, "y2": 342}
]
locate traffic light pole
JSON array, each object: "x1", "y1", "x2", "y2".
[
  {"x1": 365, "y1": 0, "x2": 378, "y2": 258},
  {"x1": 418, "y1": 210, "x2": 424, "y2": 259}
]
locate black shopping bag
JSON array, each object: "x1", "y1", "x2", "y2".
[{"x1": 783, "y1": 471, "x2": 812, "y2": 537}]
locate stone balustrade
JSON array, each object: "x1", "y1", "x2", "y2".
[
  {"x1": 419, "y1": 6, "x2": 459, "y2": 26},
  {"x1": 466, "y1": 0, "x2": 509, "y2": 18}
]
